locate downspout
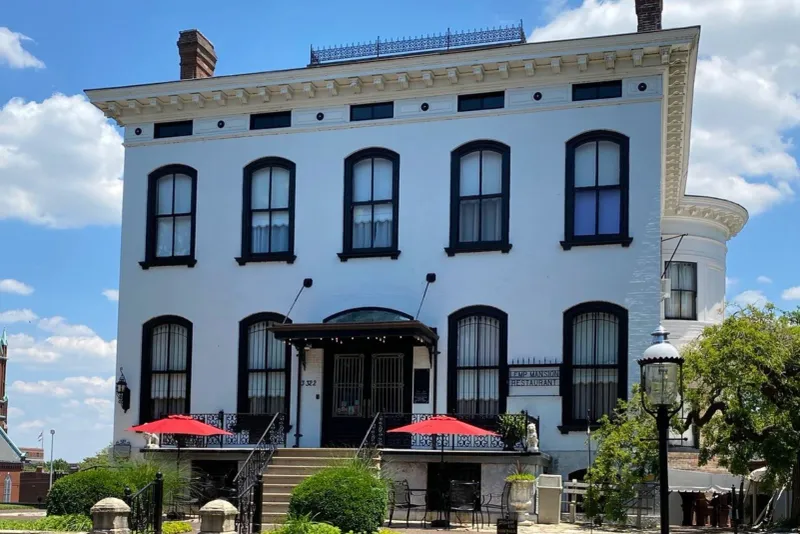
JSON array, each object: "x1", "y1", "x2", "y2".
[
  {"x1": 293, "y1": 346, "x2": 304, "y2": 448},
  {"x1": 432, "y1": 334, "x2": 439, "y2": 415}
]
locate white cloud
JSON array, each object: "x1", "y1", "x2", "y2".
[
  {"x1": 731, "y1": 289, "x2": 768, "y2": 308},
  {"x1": 782, "y1": 286, "x2": 800, "y2": 301},
  {"x1": 38, "y1": 316, "x2": 95, "y2": 337},
  {"x1": 6, "y1": 329, "x2": 115, "y2": 364},
  {"x1": 0, "y1": 94, "x2": 123, "y2": 228},
  {"x1": 0, "y1": 279, "x2": 33, "y2": 296},
  {"x1": 7, "y1": 406, "x2": 24, "y2": 418},
  {"x1": 10, "y1": 375, "x2": 113, "y2": 398},
  {"x1": 531, "y1": 0, "x2": 800, "y2": 216},
  {"x1": 757, "y1": 276, "x2": 773, "y2": 284},
  {"x1": 17, "y1": 420, "x2": 45, "y2": 431},
  {"x1": 0, "y1": 28, "x2": 44, "y2": 69},
  {"x1": 0, "y1": 309, "x2": 37, "y2": 323},
  {"x1": 726, "y1": 277, "x2": 738, "y2": 289},
  {"x1": 102, "y1": 289, "x2": 119, "y2": 302}
]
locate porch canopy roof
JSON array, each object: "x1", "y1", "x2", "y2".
[{"x1": 268, "y1": 320, "x2": 438, "y2": 348}]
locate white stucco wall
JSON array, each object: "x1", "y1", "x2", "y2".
[{"x1": 113, "y1": 98, "x2": 664, "y2": 465}]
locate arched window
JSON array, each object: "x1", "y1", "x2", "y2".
[
  {"x1": 323, "y1": 307, "x2": 413, "y2": 324},
  {"x1": 447, "y1": 140, "x2": 511, "y2": 255},
  {"x1": 562, "y1": 131, "x2": 630, "y2": 250},
  {"x1": 3, "y1": 474, "x2": 11, "y2": 503},
  {"x1": 140, "y1": 316, "x2": 192, "y2": 423},
  {"x1": 237, "y1": 313, "x2": 292, "y2": 416},
  {"x1": 561, "y1": 302, "x2": 628, "y2": 429},
  {"x1": 238, "y1": 158, "x2": 296, "y2": 264},
  {"x1": 141, "y1": 165, "x2": 198, "y2": 269},
  {"x1": 340, "y1": 148, "x2": 400, "y2": 260},
  {"x1": 447, "y1": 306, "x2": 508, "y2": 415}
]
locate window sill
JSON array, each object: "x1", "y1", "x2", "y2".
[
  {"x1": 445, "y1": 243, "x2": 512, "y2": 256},
  {"x1": 663, "y1": 317, "x2": 698, "y2": 321},
  {"x1": 139, "y1": 258, "x2": 197, "y2": 270},
  {"x1": 338, "y1": 250, "x2": 401, "y2": 262},
  {"x1": 560, "y1": 237, "x2": 633, "y2": 251},
  {"x1": 558, "y1": 423, "x2": 601, "y2": 434},
  {"x1": 235, "y1": 253, "x2": 296, "y2": 265}
]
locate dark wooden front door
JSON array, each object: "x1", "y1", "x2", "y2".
[{"x1": 322, "y1": 339, "x2": 413, "y2": 446}]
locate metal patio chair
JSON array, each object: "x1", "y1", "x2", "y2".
[{"x1": 388, "y1": 480, "x2": 428, "y2": 528}]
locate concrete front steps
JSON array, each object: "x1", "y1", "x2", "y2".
[{"x1": 261, "y1": 448, "x2": 360, "y2": 526}]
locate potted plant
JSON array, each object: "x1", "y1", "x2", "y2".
[
  {"x1": 497, "y1": 413, "x2": 526, "y2": 451},
  {"x1": 506, "y1": 462, "x2": 536, "y2": 525}
]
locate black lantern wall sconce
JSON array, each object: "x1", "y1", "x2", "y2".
[{"x1": 116, "y1": 368, "x2": 131, "y2": 413}]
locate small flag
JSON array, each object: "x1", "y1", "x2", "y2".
[{"x1": 37, "y1": 431, "x2": 43, "y2": 443}]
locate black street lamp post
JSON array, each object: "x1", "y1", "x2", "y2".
[{"x1": 638, "y1": 326, "x2": 684, "y2": 534}]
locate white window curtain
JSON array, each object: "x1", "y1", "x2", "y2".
[
  {"x1": 251, "y1": 167, "x2": 290, "y2": 253},
  {"x1": 351, "y1": 157, "x2": 393, "y2": 249},
  {"x1": 455, "y1": 315, "x2": 501, "y2": 415},
  {"x1": 150, "y1": 323, "x2": 189, "y2": 419},
  {"x1": 573, "y1": 140, "x2": 622, "y2": 237},
  {"x1": 571, "y1": 312, "x2": 619, "y2": 421},
  {"x1": 665, "y1": 262, "x2": 697, "y2": 319},
  {"x1": 155, "y1": 173, "x2": 193, "y2": 257},
  {"x1": 247, "y1": 321, "x2": 285, "y2": 414},
  {"x1": 458, "y1": 150, "x2": 503, "y2": 243}
]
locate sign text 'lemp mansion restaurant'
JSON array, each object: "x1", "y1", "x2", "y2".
[{"x1": 90, "y1": 0, "x2": 747, "y2": 496}]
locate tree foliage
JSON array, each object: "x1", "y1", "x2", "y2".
[
  {"x1": 682, "y1": 304, "x2": 800, "y2": 517},
  {"x1": 584, "y1": 386, "x2": 662, "y2": 522}
]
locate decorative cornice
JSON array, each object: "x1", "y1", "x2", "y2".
[{"x1": 665, "y1": 195, "x2": 749, "y2": 240}]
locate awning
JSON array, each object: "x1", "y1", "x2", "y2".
[
  {"x1": 668, "y1": 468, "x2": 745, "y2": 493},
  {"x1": 269, "y1": 320, "x2": 438, "y2": 348}
]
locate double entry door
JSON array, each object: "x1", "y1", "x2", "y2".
[{"x1": 321, "y1": 339, "x2": 413, "y2": 446}]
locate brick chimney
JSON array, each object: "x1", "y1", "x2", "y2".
[
  {"x1": 635, "y1": 0, "x2": 663, "y2": 32},
  {"x1": 177, "y1": 30, "x2": 217, "y2": 80}
]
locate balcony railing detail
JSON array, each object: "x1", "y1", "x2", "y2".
[
  {"x1": 158, "y1": 412, "x2": 279, "y2": 447},
  {"x1": 309, "y1": 22, "x2": 526, "y2": 65}
]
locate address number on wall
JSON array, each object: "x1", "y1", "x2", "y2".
[{"x1": 301, "y1": 379, "x2": 317, "y2": 387}]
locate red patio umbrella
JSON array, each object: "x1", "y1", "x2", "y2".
[
  {"x1": 129, "y1": 415, "x2": 232, "y2": 471},
  {"x1": 388, "y1": 415, "x2": 498, "y2": 461}
]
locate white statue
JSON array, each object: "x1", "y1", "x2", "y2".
[
  {"x1": 143, "y1": 432, "x2": 160, "y2": 449},
  {"x1": 525, "y1": 423, "x2": 539, "y2": 453}
]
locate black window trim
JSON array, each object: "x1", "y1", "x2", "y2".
[
  {"x1": 561, "y1": 130, "x2": 632, "y2": 250},
  {"x1": 664, "y1": 260, "x2": 698, "y2": 321},
  {"x1": 250, "y1": 111, "x2": 292, "y2": 131},
  {"x1": 139, "y1": 315, "x2": 193, "y2": 424},
  {"x1": 446, "y1": 140, "x2": 512, "y2": 256},
  {"x1": 559, "y1": 301, "x2": 628, "y2": 433},
  {"x1": 154, "y1": 120, "x2": 194, "y2": 139},
  {"x1": 339, "y1": 147, "x2": 401, "y2": 261},
  {"x1": 236, "y1": 157, "x2": 297, "y2": 265},
  {"x1": 350, "y1": 102, "x2": 395, "y2": 122},
  {"x1": 237, "y1": 312, "x2": 293, "y2": 418},
  {"x1": 457, "y1": 91, "x2": 506, "y2": 112},
  {"x1": 571, "y1": 80, "x2": 623, "y2": 102},
  {"x1": 140, "y1": 164, "x2": 198, "y2": 269},
  {"x1": 446, "y1": 305, "x2": 508, "y2": 415}
]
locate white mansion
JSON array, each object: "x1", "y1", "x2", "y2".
[{"x1": 88, "y1": 0, "x2": 746, "y2": 493}]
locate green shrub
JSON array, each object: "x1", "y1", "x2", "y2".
[
  {"x1": 0, "y1": 514, "x2": 92, "y2": 532},
  {"x1": 273, "y1": 515, "x2": 341, "y2": 534},
  {"x1": 46, "y1": 469, "x2": 128, "y2": 516},
  {"x1": 289, "y1": 464, "x2": 387, "y2": 534},
  {"x1": 162, "y1": 521, "x2": 193, "y2": 534}
]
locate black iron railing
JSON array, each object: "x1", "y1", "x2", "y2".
[
  {"x1": 124, "y1": 472, "x2": 163, "y2": 534},
  {"x1": 309, "y1": 22, "x2": 526, "y2": 65},
  {"x1": 233, "y1": 412, "x2": 286, "y2": 534},
  {"x1": 355, "y1": 412, "x2": 384, "y2": 462},
  {"x1": 158, "y1": 412, "x2": 277, "y2": 447},
  {"x1": 381, "y1": 412, "x2": 540, "y2": 451}
]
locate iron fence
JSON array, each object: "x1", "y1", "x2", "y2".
[
  {"x1": 158, "y1": 412, "x2": 276, "y2": 447},
  {"x1": 381, "y1": 412, "x2": 539, "y2": 451},
  {"x1": 309, "y1": 22, "x2": 526, "y2": 65},
  {"x1": 233, "y1": 412, "x2": 286, "y2": 534},
  {"x1": 124, "y1": 472, "x2": 163, "y2": 534}
]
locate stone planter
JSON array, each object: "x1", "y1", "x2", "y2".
[{"x1": 509, "y1": 479, "x2": 536, "y2": 526}]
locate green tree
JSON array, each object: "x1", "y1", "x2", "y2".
[
  {"x1": 46, "y1": 458, "x2": 71, "y2": 472},
  {"x1": 584, "y1": 386, "x2": 662, "y2": 521},
  {"x1": 78, "y1": 444, "x2": 112, "y2": 470},
  {"x1": 681, "y1": 304, "x2": 800, "y2": 522}
]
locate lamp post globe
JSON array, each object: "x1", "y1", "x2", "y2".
[{"x1": 637, "y1": 325, "x2": 684, "y2": 534}]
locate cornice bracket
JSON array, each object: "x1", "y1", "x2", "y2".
[
  {"x1": 280, "y1": 85, "x2": 294, "y2": 100},
  {"x1": 303, "y1": 83, "x2": 316, "y2": 98},
  {"x1": 326, "y1": 80, "x2": 339, "y2": 97},
  {"x1": 170, "y1": 95, "x2": 183, "y2": 111},
  {"x1": 397, "y1": 73, "x2": 409, "y2": 90},
  {"x1": 148, "y1": 98, "x2": 162, "y2": 112},
  {"x1": 632, "y1": 48, "x2": 644, "y2": 67},
  {"x1": 604, "y1": 51, "x2": 616, "y2": 70},
  {"x1": 422, "y1": 71, "x2": 434, "y2": 87},
  {"x1": 192, "y1": 93, "x2": 206, "y2": 108},
  {"x1": 373, "y1": 75, "x2": 385, "y2": 91},
  {"x1": 258, "y1": 87, "x2": 270, "y2": 103},
  {"x1": 236, "y1": 89, "x2": 249, "y2": 105},
  {"x1": 498, "y1": 62, "x2": 509, "y2": 79},
  {"x1": 472, "y1": 65, "x2": 484, "y2": 82},
  {"x1": 577, "y1": 55, "x2": 588, "y2": 72},
  {"x1": 524, "y1": 61, "x2": 535, "y2": 76},
  {"x1": 447, "y1": 68, "x2": 458, "y2": 84},
  {"x1": 550, "y1": 57, "x2": 561, "y2": 74},
  {"x1": 349, "y1": 78, "x2": 362, "y2": 94}
]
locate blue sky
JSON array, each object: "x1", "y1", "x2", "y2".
[{"x1": 1, "y1": 0, "x2": 798, "y2": 460}]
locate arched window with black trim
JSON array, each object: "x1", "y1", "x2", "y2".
[
  {"x1": 561, "y1": 302, "x2": 628, "y2": 430},
  {"x1": 340, "y1": 148, "x2": 400, "y2": 261},
  {"x1": 447, "y1": 306, "x2": 508, "y2": 415},
  {"x1": 238, "y1": 158, "x2": 296, "y2": 264},
  {"x1": 141, "y1": 165, "x2": 198, "y2": 269},
  {"x1": 140, "y1": 316, "x2": 192, "y2": 423},
  {"x1": 323, "y1": 307, "x2": 413, "y2": 324},
  {"x1": 562, "y1": 131, "x2": 630, "y2": 250},
  {"x1": 447, "y1": 140, "x2": 511, "y2": 256},
  {"x1": 237, "y1": 312, "x2": 292, "y2": 416}
]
